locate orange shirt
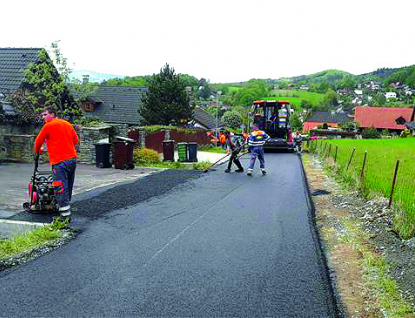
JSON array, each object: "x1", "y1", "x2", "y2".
[{"x1": 34, "y1": 118, "x2": 78, "y2": 165}]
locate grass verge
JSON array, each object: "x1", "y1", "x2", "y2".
[
  {"x1": 0, "y1": 218, "x2": 70, "y2": 262},
  {"x1": 303, "y1": 153, "x2": 414, "y2": 317}
]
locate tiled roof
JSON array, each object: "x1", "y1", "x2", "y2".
[
  {"x1": 192, "y1": 107, "x2": 218, "y2": 129},
  {"x1": 305, "y1": 111, "x2": 351, "y2": 125},
  {"x1": 0, "y1": 48, "x2": 42, "y2": 94},
  {"x1": 355, "y1": 106, "x2": 414, "y2": 130},
  {"x1": 83, "y1": 85, "x2": 147, "y2": 125}
]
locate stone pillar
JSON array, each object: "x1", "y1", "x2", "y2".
[{"x1": 139, "y1": 128, "x2": 146, "y2": 148}]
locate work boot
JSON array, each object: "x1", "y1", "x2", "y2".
[
  {"x1": 235, "y1": 168, "x2": 244, "y2": 173},
  {"x1": 59, "y1": 205, "x2": 71, "y2": 218},
  {"x1": 224, "y1": 169, "x2": 230, "y2": 173}
]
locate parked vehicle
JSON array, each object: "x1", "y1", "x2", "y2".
[{"x1": 251, "y1": 100, "x2": 294, "y2": 151}]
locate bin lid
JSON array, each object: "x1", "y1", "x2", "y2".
[
  {"x1": 95, "y1": 138, "x2": 110, "y2": 145},
  {"x1": 95, "y1": 142, "x2": 111, "y2": 145},
  {"x1": 115, "y1": 136, "x2": 135, "y2": 143},
  {"x1": 163, "y1": 140, "x2": 175, "y2": 143}
]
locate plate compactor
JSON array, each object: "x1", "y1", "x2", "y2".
[{"x1": 23, "y1": 154, "x2": 62, "y2": 213}]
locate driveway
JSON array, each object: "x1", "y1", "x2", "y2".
[{"x1": 0, "y1": 151, "x2": 228, "y2": 237}]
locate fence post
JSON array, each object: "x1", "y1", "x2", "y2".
[
  {"x1": 388, "y1": 160, "x2": 400, "y2": 208},
  {"x1": 334, "y1": 146, "x2": 338, "y2": 163},
  {"x1": 327, "y1": 144, "x2": 331, "y2": 158},
  {"x1": 346, "y1": 147, "x2": 356, "y2": 171},
  {"x1": 360, "y1": 151, "x2": 367, "y2": 180}
]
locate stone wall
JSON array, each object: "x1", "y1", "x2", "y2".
[
  {"x1": 0, "y1": 124, "x2": 118, "y2": 165},
  {"x1": 76, "y1": 126, "x2": 112, "y2": 165}
]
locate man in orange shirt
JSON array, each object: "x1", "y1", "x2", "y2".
[{"x1": 34, "y1": 107, "x2": 78, "y2": 219}]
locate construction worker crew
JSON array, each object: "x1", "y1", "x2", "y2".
[
  {"x1": 224, "y1": 132, "x2": 244, "y2": 173},
  {"x1": 247, "y1": 125, "x2": 270, "y2": 176},
  {"x1": 34, "y1": 107, "x2": 78, "y2": 219}
]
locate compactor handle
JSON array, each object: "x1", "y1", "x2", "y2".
[{"x1": 34, "y1": 153, "x2": 40, "y2": 172}]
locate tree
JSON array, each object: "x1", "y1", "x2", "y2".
[
  {"x1": 233, "y1": 80, "x2": 271, "y2": 106},
  {"x1": 139, "y1": 64, "x2": 192, "y2": 126},
  {"x1": 362, "y1": 126, "x2": 380, "y2": 139},
  {"x1": 7, "y1": 41, "x2": 80, "y2": 123},
  {"x1": 289, "y1": 112, "x2": 303, "y2": 130},
  {"x1": 221, "y1": 110, "x2": 242, "y2": 128},
  {"x1": 341, "y1": 74, "x2": 356, "y2": 89},
  {"x1": 373, "y1": 92, "x2": 387, "y2": 106}
]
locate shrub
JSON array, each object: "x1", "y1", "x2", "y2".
[
  {"x1": 362, "y1": 126, "x2": 381, "y2": 139},
  {"x1": 133, "y1": 148, "x2": 161, "y2": 166}
]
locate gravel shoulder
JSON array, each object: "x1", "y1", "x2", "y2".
[{"x1": 303, "y1": 153, "x2": 415, "y2": 317}]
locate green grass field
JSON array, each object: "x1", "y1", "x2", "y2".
[
  {"x1": 307, "y1": 138, "x2": 415, "y2": 238},
  {"x1": 271, "y1": 89, "x2": 325, "y2": 108}
]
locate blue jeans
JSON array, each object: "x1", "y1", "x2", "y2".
[
  {"x1": 52, "y1": 158, "x2": 77, "y2": 208},
  {"x1": 248, "y1": 146, "x2": 265, "y2": 169}
]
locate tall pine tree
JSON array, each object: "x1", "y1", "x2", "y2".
[{"x1": 139, "y1": 64, "x2": 192, "y2": 126}]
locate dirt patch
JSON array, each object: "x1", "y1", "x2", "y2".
[{"x1": 303, "y1": 153, "x2": 415, "y2": 317}]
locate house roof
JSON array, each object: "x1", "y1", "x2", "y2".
[
  {"x1": 0, "y1": 48, "x2": 42, "y2": 94},
  {"x1": 192, "y1": 107, "x2": 218, "y2": 129},
  {"x1": 82, "y1": 85, "x2": 147, "y2": 125},
  {"x1": 305, "y1": 111, "x2": 351, "y2": 125},
  {"x1": 355, "y1": 106, "x2": 414, "y2": 130}
]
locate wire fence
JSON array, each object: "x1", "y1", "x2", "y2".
[{"x1": 306, "y1": 138, "x2": 415, "y2": 237}]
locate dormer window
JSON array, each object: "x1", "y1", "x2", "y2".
[
  {"x1": 82, "y1": 101, "x2": 95, "y2": 112},
  {"x1": 395, "y1": 116, "x2": 406, "y2": 125}
]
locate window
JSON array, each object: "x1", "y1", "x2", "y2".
[
  {"x1": 396, "y1": 116, "x2": 406, "y2": 125},
  {"x1": 82, "y1": 102, "x2": 95, "y2": 112}
]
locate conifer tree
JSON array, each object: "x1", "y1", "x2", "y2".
[{"x1": 139, "y1": 64, "x2": 192, "y2": 126}]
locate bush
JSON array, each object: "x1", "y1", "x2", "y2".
[
  {"x1": 362, "y1": 126, "x2": 381, "y2": 139},
  {"x1": 133, "y1": 148, "x2": 161, "y2": 166}
]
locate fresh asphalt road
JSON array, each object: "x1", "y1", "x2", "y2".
[{"x1": 0, "y1": 152, "x2": 339, "y2": 317}]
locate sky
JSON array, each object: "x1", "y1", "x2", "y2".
[{"x1": 2, "y1": 0, "x2": 415, "y2": 83}]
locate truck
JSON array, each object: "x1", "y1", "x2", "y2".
[{"x1": 251, "y1": 99, "x2": 295, "y2": 151}]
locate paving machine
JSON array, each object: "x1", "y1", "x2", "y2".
[{"x1": 251, "y1": 99, "x2": 294, "y2": 151}]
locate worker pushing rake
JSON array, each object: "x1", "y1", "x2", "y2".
[{"x1": 203, "y1": 132, "x2": 247, "y2": 173}]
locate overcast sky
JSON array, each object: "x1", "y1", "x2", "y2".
[{"x1": 2, "y1": 0, "x2": 415, "y2": 83}]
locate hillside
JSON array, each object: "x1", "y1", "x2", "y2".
[
  {"x1": 69, "y1": 70, "x2": 125, "y2": 83},
  {"x1": 273, "y1": 65, "x2": 415, "y2": 87}
]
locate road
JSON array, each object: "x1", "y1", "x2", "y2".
[{"x1": 0, "y1": 152, "x2": 339, "y2": 317}]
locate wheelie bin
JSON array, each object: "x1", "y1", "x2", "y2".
[
  {"x1": 177, "y1": 142, "x2": 188, "y2": 162},
  {"x1": 113, "y1": 137, "x2": 135, "y2": 170},
  {"x1": 95, "y1": 142, "x2": 111, "y2": 168},
  {"x1": 162, "y1": 140, "x2": 175, "y2": 162},
  {"x1": 187, "y1": 142, "x2": 198, "y2": 162}
]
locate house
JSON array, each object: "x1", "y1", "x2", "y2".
[
  {"x1": 191, "y1": 107, "x2": 221, "y2": 130},
  {"x1": 355, "y1": 106, "x2": 414, "y2": 134},
  {"x1": 0, "y1": 48, "x2": 44, "y2": 120},
  {"x1": 385, "y1": 92, "x2": 397, "y2": 99},
  {"x1": 0, "y1": 48, "x2": 43, "y2": 95},
  {"x1": 80, "y1": 85, "x2": 147, "y2": 125},
  {"x1": 302, "y1": 111, "x2": 352, "y2": 132}
]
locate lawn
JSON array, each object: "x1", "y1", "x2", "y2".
[
  {"x1": 307, "y1": 138, "x2": 415, "y2": 238},
  {"x1": 271, "y1": 89, "x2": 325, "y2": 108}
]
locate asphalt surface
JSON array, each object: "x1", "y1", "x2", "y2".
[{"x1": 0, "y1": 152, "x2": 339, "y2": 317}]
